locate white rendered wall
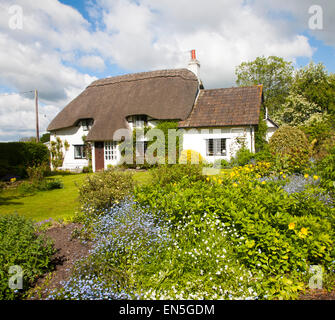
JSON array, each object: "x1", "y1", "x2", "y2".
[
  {"x1": 266, "y1": 119, "x2": 277, "y2": 142},
  {"x1": 182, "y1": 127, "x2": 254, "y2": 163},
  {"x1": 50, "y1": 125, "x2": 89, "y2": 171}
]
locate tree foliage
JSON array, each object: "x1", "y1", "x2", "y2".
[
  {"x1": 235, "y1": 56, "x2": 294, "y2": 116},
  {"x1": 291, "y1": 62, "x2": 335, "y2": 114}
]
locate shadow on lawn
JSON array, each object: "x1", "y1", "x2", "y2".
[{"x1": 0, "y1": 195, "x2": 24, "y2": 206}]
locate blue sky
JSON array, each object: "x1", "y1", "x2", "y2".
[{"x1": 0, "y1": 0, "x2": 334, "y2": 141}]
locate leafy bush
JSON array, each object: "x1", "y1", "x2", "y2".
[
  {"x1": 230, "y1": 146, "x2": 255, "y2": 167},
  {"x1": 0, "y1": 142, "x2": 49, "y2": 179},
  {"x1": 214, "y1": 159, "x2": 230, "y2": 169},
  {"x1": 78, "y1": 169, "x2": 134, "y2": 212},
  {"x1": 269, "y1": 125, "x2": 310, "y2": 173},
  {"x1": 135, "y1": 167, "x2": 335, "y2": 298},
  {"x1": 317, "y1": 146, "x2": 335, "y2": 188},
  {"x1": 42, "y1": 179, "x2": 64, "y2": 191},
  {"x1": 0, "y1": 214, "x2": 55, "y2": 299},
  {"x1": 82, "y1": 166, "x2": 91, "y2": 173},
  {"x1": 17, "y1": 177, "x2": 63, "y2": 196},
  {"x1": 253, "y1": 145, "x2": 273, "y2": 163},
  {"x1": 255, "y1": 111, "x2": 268, "y2": 152},
  {"x1": 150, "y1": 164, "x2": 205, "y2": 187},
  {"x1": 27, "y1": 163, "x2": 51, "y2": 182}
]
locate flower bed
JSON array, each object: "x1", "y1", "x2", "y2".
[{"x1": 46, "y1": 163, "x2": 335, "y2": 300}]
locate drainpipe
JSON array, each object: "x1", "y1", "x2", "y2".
[{"x1": 250, "y1": 126, "x2": 255, "y2": 152}]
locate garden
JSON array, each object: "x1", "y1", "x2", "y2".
[
  {"x1": 1, "y1": 57, "x2": 335, "y2": 300},
  {"x1": 2, "y1": 122, "x2": 333, "y2": 300}
]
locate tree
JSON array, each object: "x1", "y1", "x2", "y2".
[
  {"x1": 235, "y1": 56, "x2": 294, "y2": 116},
  {"x1": 291, "y1": 62, "x2": 335, "y2": 114},
  {"x1": 278, "y1": 92, "x2": 323, "y2": 127},
  {"x1": 19, "y1": 136, "x2": 37, "y2": 143},
  {"x1": 255, "y1": 111, "x2": 268, "y2": 151},
  {"x1": 40, "y1": 133, "x2": 50, "y2": 143}
]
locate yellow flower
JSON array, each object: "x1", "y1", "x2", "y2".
[
  {"x1": 304, "y1": 174, "x2": 309, "y2": 179},
  {"x1": 261, "y1": 181, "x2": 266, "y2": 185},
  {"x1": 218, "y1": 179, "x2": 222, "y2": 185},
  {"x1": 283, "y1": 175, "x2": 287, "y2": 179},
  {"x1": 313, "y1": 175, "x2": 319, "y2": 181},
  {"x1": 213, "y1": 177, "x2": 217, "y2": 181},
  {"x1": 298, "y1": 227, "x2": 308, "y2": 239},
  {"x1": 233, "y1": 183, "x2": 238, "y2": 187},
  {"x1": 288, "y1": 222, "x2": 295, "y2": 230},
  {"x1": 10, "y1": 177, "x2": 16, "y2": 183},
  {"x1": 280, "y1": 172, "x2": 283, "y2": 175},
  {"x1": 206, "y1": 177, "x2": 210, "y2": 182},
  {"x1": 300, "y1": 227, "x2": 308, "y2": 236}
]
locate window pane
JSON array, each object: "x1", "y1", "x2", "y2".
[
  {"x1": 105, "y1": 142, "x2": 117, "y2": 160},
  {"x1": 206, "y1": 139, "x2": 226, "y2": 156},
  {"x1": 74, "y1": 145, "x2": 85, "y2": 159}
]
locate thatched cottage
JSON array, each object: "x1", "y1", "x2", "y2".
[{"x1": 48, "y1": 51, "x2": 277, "y2": 172}]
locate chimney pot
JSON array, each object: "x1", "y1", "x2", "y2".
[{"x1": 188, "y1": 49, "x2": 200, "y2": 80}]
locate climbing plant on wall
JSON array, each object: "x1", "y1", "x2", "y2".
[{"x1": 50, "y1": 137, "x2": 69, "y2": 169}]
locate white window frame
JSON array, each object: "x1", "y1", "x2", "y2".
[
  {"x1": 74, "y1": 145, "x2": 86, "y2": 159},
  {"x1": 136, "y1": 141, "x2": 148, "y2": 156},
  {"x1": 105, "y1": 141, "x2": 117, "y2": 161},
  {"x1": 206, "y1": 138, "x2": 227, "y2": 157}
]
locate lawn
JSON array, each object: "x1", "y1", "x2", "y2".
[{"x1": 0, "y1": 171, "x2": 151, "y2": 222}]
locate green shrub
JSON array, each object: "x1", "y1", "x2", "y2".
[
  {"x1": 27, "y1": 163, "x2": 51, "y2": 182},
  {"x1": 0, "y1": 214, "x2": 55, "y2": 299},
  {"x1": 317, "y1": 146, "x2": 335, "y2": 188},
  {"x1": 230, "y1": 147, "x2": 255, "y2": 167},
  {"x1": 41, "y1": 178, "x2": 64, "y2": 191},
  {"x1": 255, "y1": 111, "x2": 268, "y2": 152},
  {"x1": 78, "y1": 169, "x2": 134, "y2": 212},
  {"x1": 82, "y1": 166, "x2": 91, "y2": 173},
  {"x1": 0, "y1": 142, "x2": 49, "y2": 179},
  {"x1": 254, "y1": 146, "x2": 273, "y2": 163},
  {"x1": 135, "y1": 172, "x2": 335, "y2": 298},
  {"x1": 150, "y1": 164, "x2": 204, "y2": 187},
  {"x1": 269, "y1": 125, "x2": 310, "y2": 173},
  {"x1": 214, "y1": 159, "x2": 230, "y2": 169},
  {"x1": 17, "y1": 182, "x2": 37, "y2": 195}
]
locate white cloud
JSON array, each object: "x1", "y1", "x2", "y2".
[
  {"x1": 0, "y1": 94, "x2": 59, "y2": 141},
  {"x1": 78, "y1": 55, "x2": 106, "y2": 71},
  {"x1": 0, "y1": 0, "x2": 322, "y2": 141}
]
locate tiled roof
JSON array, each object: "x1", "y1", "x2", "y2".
[{"x1": 179, "y1": 85, "x2": 263, "y2": 128}]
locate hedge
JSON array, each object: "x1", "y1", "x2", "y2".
[{"x1": 0, "y1": 142, "x2": 50, "y2": 180}]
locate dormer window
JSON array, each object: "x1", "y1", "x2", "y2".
[
  {"x1": 128, "y1": 115, "x2": 147, "y2": 128},
  {"x1": 80, "y1": 119, "x2": 93, "y2": 131}
]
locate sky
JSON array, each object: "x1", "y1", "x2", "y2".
[{"x1": 0, "y1": 0, "x2": 335, "y2": 142}]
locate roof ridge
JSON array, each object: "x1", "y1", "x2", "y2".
[
  {"x1": 202, "y1": 85, "x2": 263, "y2": 92},
  {"x1": 88, "y1": 68, "x2": 197, "y2": 88}
]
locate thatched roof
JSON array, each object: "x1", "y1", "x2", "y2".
[
  {"x1": 48, "y1": 69, "x2": 199, "y2": 141},
  {"x1": 179, "y1": 85, "x2": 263, "y2": 128}
]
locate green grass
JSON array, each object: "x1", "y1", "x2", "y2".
[{"x1": 0, "y1": 171, "x2": 151, "y2": 222}]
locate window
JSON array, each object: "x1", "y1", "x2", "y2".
[
  {"x1": 133, "y1": 115, "x2": 147, "y2": 128},
  {"x1": 105, "y1": 141, "x2": 117, "y2": 161},
  {"x1": 206, "y1": 139, "x2": 227, "y2": 156},
  {"x1": 74, "y1": 145, "x2": 86, "y2": 159},
  {"x1": 81, "y1": 119, "x2": 93, "y2": 131},
  {"x1": 136, "y1": 141, "x2": 148, "y2": 156}
]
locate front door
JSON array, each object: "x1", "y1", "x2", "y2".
[{"x1": 95, "y1": 142, "x2": 104, "y2": 171}]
